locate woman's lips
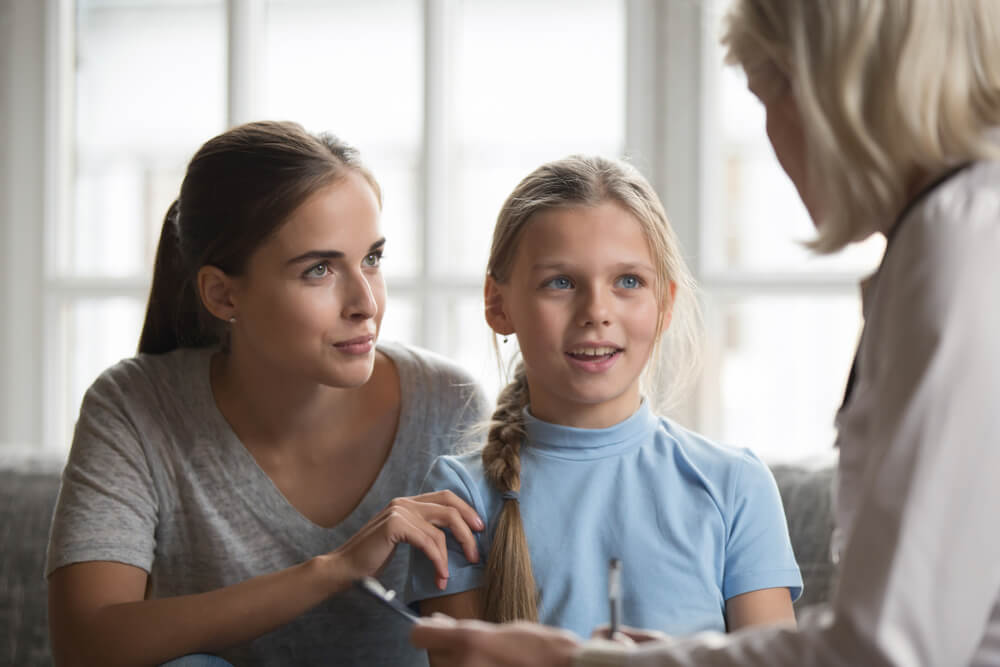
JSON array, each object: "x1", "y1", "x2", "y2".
[{"x1": 333, "y1": 335, "x2": 375, "y2": 355}]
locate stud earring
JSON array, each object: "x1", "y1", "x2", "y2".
[{"x1": 228, "y1": 316, "x2": 237, "y2": 324}]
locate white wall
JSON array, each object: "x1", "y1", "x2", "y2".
[{"x1": 1, "y1": 0, "x2": 46, "y2": 447}]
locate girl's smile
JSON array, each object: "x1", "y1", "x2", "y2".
[{"x1": 564, "y1": 341, "x2": 624, "y2": 373}]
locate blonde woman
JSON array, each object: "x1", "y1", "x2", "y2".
[
  {"x1": 409, "y1": 0, "x2": 1000, "y2": 665},
  {"x1": 406, "y1": 155, "x2": 802, "y2": 657}
]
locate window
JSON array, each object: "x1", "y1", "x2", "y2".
[
  {"x1": 52, "y1": 0, "x2": 226, "y2": 449},
  {"x1": 697, "y1": 0, "x2": 884, "y2": 461},
  {"x1": 4, "y1": 0, "x2": 876, "y2": 464},
  {"x1": 44, "y1": 0, "x2": 625, "y2": 451}
]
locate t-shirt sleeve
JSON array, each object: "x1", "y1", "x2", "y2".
[
  {"x1": 46, "y1": 366, "x2": 159, "y2": 576},
  {"x1": 722, "y1": 451, "x2": 803, "y2": 602},
  {"x1": 405, "y1": 455, "x2": 488, "y2": 608}
]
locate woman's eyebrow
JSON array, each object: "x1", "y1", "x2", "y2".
[{"x1": 286, "y1": 238, "x2": 385, "y2": 266}]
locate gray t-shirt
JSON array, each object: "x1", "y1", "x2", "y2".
[{"x1": 46, "y1": 341, "x2": 489, "y2": 666}]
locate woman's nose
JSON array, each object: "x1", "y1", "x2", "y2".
[{"x1": 343, "y1": 271, "x2": 378, "y2": 320}]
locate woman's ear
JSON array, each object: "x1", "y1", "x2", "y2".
[
  {"x1": 197, "y1": 265, "x2": 238, "y2": 322},
  {"x1": 484, "y1": 276, "x2": 515, "y2": 336}
]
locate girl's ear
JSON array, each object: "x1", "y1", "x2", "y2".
[
  {"x1": 484, "y1": 276, "x2": 516, "y2": 336},
  {"x1": 659, "y1": 280, "x2": 678, "y2": 331},
  {"x1": 197, "y1": 265, "x2": 239, "y2": 322}
]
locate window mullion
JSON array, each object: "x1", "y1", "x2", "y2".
[
  {"x1": 624, "y1": 0, "x2": 661, "y2": 180},
  {"x1": 227, "y1": 0, "x2": 263, "y2": 127},
  {"x1": 41, "y1": 0, "x2": 75, "y2": 452},
  {"x1": 419, "y1": 0, "x2": 455, "y2": 351},
  {"x1": 625, "y1": 0, "x2": 706, "y2": 427}
]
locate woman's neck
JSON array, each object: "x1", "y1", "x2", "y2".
[{"x1": 209, "y1": 348, "x2": 374, "y2": 452}]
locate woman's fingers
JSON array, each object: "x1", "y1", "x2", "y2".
[
  {"x1": 590, "y1": 624, "x2": 666, "y2": 644},
  {"x1": 333, "y1": 493, "x2": 484, "y2": 592},
  {"x1": 416, "y1": 502, "x2": 482, "y2": 565},
  {"x1": 333, "y1": 504, "x2": 443, "y2": 584},
  {"x1": 414, "y1": 490, "x2": 485, "y2": 532},
  {"x1": 589, "y1": 625, "x2": 636, "y2": 645},
  {"x1": 380, "y1": 505, "x2": 452, "y2": 585},
  {"x1": 391, "y1": 493, "x2": 483, "y2": 565}
]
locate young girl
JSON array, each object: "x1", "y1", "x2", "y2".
[
  {"x1": 412, "y1": 1, "x2": 1000, "y2": 663},
  {"x1": 406, "y1": 156, "x2": 801, "y2": 644},
  {"x1": 46, "y1": 121, "x2": 488, "y2": 666}
]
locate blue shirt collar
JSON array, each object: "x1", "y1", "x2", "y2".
[{"x1": 522, "y1": 400, "x2": 658, "y2": 460}]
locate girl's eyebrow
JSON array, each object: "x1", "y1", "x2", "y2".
[
  {"x1": 286, "y1": 238, "x2": 385, "y2": 266},
  {"x1": 613, "y1": 261, "x2": 656, "y2": 273},
  {"x1": 530, "y1": 261, "x2": 574, "y2": 272},
  {"x1": 529, "y1": 260, "x2": 654, "y2": 273}
]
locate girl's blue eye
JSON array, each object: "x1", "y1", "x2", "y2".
[
  {"x1": 616, "y1": 275, "x2": 642, "y2": 289},
  {"x1": 545, "y1": 276, "x2": 573, "y2": 289},
  {"x1": 363, "y1": 251, "x2": 383, "y2": 268}
]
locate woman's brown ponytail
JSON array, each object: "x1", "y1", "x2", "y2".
[
  {"x1": 480, "y1": 363, "x2": 538, "y2": 623},
  {"x1": 138, "y1": 200, "x2": 214, "y2": 354}
]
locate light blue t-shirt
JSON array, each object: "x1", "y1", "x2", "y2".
[{"x1": 406, "y1": 401, "x2": 802, "y2": 638}]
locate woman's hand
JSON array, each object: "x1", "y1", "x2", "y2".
[
  {"x1": 411, "y1": 616, "x2": 580, "y2": 667},
  {"x1": 329, "y1": 490, "x2": 484, "y2": 592},
  {"x1": 590, "y1": 623, "x2": 668, "y2": 644}
]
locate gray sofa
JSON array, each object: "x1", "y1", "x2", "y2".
[{"x1": 0, "y1": 451, "x2": 837, "y2": 666}]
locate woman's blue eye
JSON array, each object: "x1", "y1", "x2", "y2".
[
  {"x1": 616, "y1": 275, "x2": 642, "y2": 289},
  {"x1": 545, "y1": 276, "x2": 573, "y2": 289},
  {"x1": 363, "y1": 251, "x2": 383, "y2": 268}
]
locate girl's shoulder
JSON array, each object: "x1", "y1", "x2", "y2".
[
  {"x1": 654, "y1": 416, "x2": 771, "y2": 489},
  {"x1": 420, "y1": 450, "x2": 492, "y2": 515},
  {"x1": 427, "y1": 450, "x2": 487, "y2": 487}
]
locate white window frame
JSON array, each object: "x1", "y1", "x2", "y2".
[{"x1": 2, "y1": 0, "x2": 863, "y2": 454}]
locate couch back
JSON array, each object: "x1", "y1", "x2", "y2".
[
  {"x1": 770, "y1": 463, "x2": 837, "y2": 608},
  {"x1": 1, "y1": 453, "x2": 62, "y2": 666}
]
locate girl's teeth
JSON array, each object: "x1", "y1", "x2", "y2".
[{"x1": 571, "y1": 347, "x2": 616, "y2": 356}]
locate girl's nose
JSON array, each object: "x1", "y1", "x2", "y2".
[{"x1": 577, "y1": 287, "x2": 611, "y2": 327}]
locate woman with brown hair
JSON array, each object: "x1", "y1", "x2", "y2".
[{"x1": 46, "y1": 120, "x2": 488, "y2": 666}]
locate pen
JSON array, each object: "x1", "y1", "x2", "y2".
[{"x1": 608, "y1": 558, "x2": 622, "y2": 637}]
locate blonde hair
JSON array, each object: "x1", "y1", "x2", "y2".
[
  {"x1": 722, "y1": 0, "x2": 1000, "y2": 253},
  {"x1": 480, "y1": 155, "x2": 701, "y2": 623}
]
